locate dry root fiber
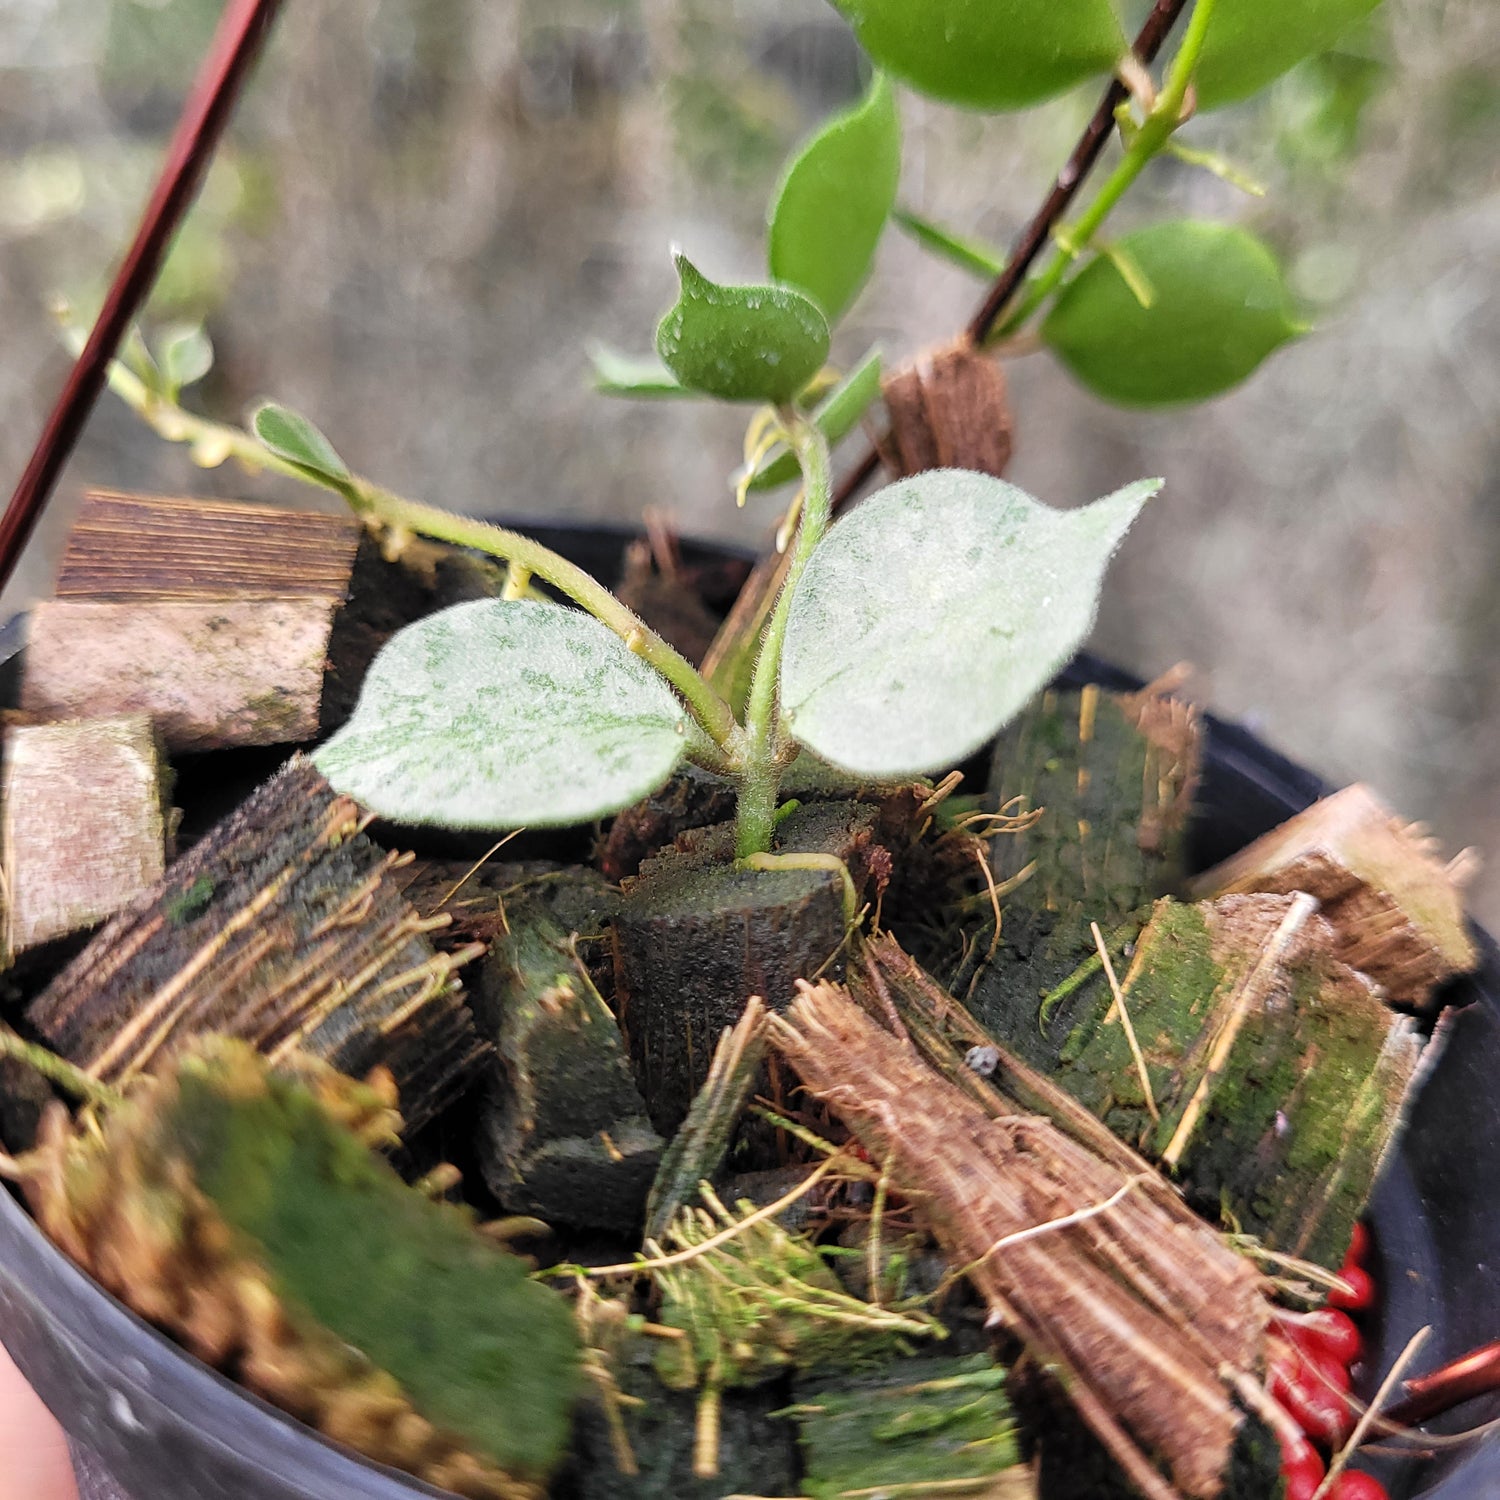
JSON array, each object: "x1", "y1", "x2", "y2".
[{"x1": 768, "y1": 970, "x2": 1273, "y2": 1500}]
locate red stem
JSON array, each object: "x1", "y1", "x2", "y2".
[
  {"x1": 0, "y1": 0, "x2": 285, "y2": 596},
  {"x1": 1380, "y1": 1339, "x2": 1500, "y2": 1430}
]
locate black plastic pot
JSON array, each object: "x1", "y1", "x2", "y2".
[{"x1": 1, "y1": 527, "x2": 1497, "y2": 1499}]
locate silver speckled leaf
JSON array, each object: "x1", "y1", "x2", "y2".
[
  {"x1": 315, "y1": 599, "x2": 690, "y2": 828},
  {"x1": 780, "y1": 470, "x2": 1158, "y2": 777}
]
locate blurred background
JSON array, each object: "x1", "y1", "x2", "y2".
[{"x1": 2, "y1": 0, "x2": 1498, "y2": 920}]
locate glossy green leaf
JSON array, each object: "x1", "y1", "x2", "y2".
[
  {"x1": 656, "y1": 254, "x2": 830, "y2": 404},
  {"x1": 1193, "y1": 0, "x2": 1385, "y2": 110},
  {"x1": 768, "y1": 73, "x2": 901, "y2": 321},
  {"x1": 589, "y1": 345, "x2": 692, "y2": 398},
  {"x1": 316, "y1": 600, "x2": 690, "y2": 829},
  {"x1": 158, "y1": 322, "x2": 214, "y2": 395},
  {"x1": 746, "y1": 348, "x2": 883, "y2": 492},
  {"x1": 251, "y1": 402, "x2": 353, "y2": 485},
  {"x1": 828, "y1": 0, "x2": 1126, "y2": 110},
  {"x1": 1041, "y1": 221, "x2": 1304, "y2": 407},
  {"x1": 780, "y1": 471, "x2": 1157, "y2": 777},
  {"x1": 894, "y1": 208, "x2": 1006, "y2": 280}
]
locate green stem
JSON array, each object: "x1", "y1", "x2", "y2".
[
  {"x1": 992, "y1": 0, "x2": 1219, "y2": 340},
  {"x1": 734, "y1": 413, "x2": 831, "y2": 859},
  {"x1": 94, "y1": 355, "x2": 744, "y2": 758}
]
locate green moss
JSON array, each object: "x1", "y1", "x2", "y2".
[
  {"x1": 792, "y1": 1355, "x2": 1023, "y2": 1498},
  {"x1": 170, "y1": 1058, "x2": 581, "y2": 1481}
]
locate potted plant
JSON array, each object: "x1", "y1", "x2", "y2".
[{"x1": 2, "y1": 3, "x2": 1497, "y2": 1500}]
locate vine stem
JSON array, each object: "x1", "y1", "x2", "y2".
[
  {"x1": 734, "y1": 413, "x2": 832, "y2": 859},
  {"x1": 93, "y1": 354, "x2": 744, "y2": 758},
  {"x1": 992, "y1": 0, "x2": 1220, "y2": 337}
]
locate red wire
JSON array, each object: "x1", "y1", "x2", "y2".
[{"x1": 0, "y1": 0, "x2": 285, "y2": 595}]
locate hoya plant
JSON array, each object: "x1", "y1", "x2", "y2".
[{"x1": 92, "y1": 0, "x2": 1382, "y2": 859}]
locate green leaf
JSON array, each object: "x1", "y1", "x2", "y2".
[
  {"x1": 655, "y1": 254, "x2": 830, "y2": 404},
  {"x1": 1041, "y1": 221, "x2": 1305, "y2": 407},
  {"x1": 251, "y1": 401, "x2": 353, "y2": 485},
  {"x1": 315, "y1": 600, "x2": 690, "y2": 829},
  {"x1": 780, "y1": 471, "x2": 1157, "y2": 778},
  {"x1": 157, "y1": 322, "x2": 214, "y2": 395},
  {"x1": 828, "y1": 0, "x2": 1126, "y2": 110},
  {"x1": 893, "y1": 208, "x2": 1007, "y2": 280},
  {"x1": 768, "y1": 73, "x2": 901, "y2": 322},
  {"x1": 1193, "y1": 0, "x2": 1385, "y2": 110},
  {"x1": 746, "y1": 348, "x2": 883, "y2": 493},
  {"x1": 589, "y1": 345, "x2": 692, "y2": 398}
]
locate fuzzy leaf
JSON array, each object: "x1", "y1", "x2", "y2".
[
  {"x1": 655, "y1": 254, "x2": 830, "y2": 404},
  {"x1": 1041, "y1": 221, "x2": 1305, "y2": 407},
  {"x1": 894, "y1": 208, "x2": 1007, "y2": 279},
  {"x1": 589, "y1": 345, "x2": 692, "y2": 398},
  {"x1": 316, "y1": 599, "x2": 690, "y2": 829},
  {"x1": 768, "y1": 73, "x2": 901, "y2": 322},
  {"x1": 828, "y1": 0, "x2": 1125, "y2": 110},
  {"x1": 1193, "y1": 0, "x2": 1385, "y2": 110},
  {"x1": 251, "y1": 401, "x2": 352, "y2": 484},
  {"x1": 158, "y1": 322, "x2": 214, "y2": 394},
  {"x1": 746, "y1": 348, "x2": 883, "y2": 492},
  {"x1": 780, "y1": 471, "x2": 1157, "y2": 777}
]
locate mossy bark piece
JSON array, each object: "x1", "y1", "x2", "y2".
[
  {"x1": 23, "y1": 1040, "x2": 578, "y2": 1500},
  {"x1": 1123, "y1": 894, "x2": 1423, "y2": 1267},
  {"x1": 975, "y1": 680, "x2": 1200, "y2": 1063},
  {"x1": 973, "y1": 888, "x2": 1422, "y2": 1270},
  {"x1": 612, "y1": 841, "x2": 846, "y2": 1134},
  {"x1": 1191, "y1": 782, "x2": 1478, "y2": 1009},
  {"x1": 880, "y1": 338, "x2": 1014, "y2": 479},
  {"x1": 2, "y1": 713, "x2": 169, "y2": 954},
  {"x1": 769, "y1": 982, "x2": 1271, "y2": 1500},
  {"x1": 791, "y1": 1354, "x2": 1034, "y2": 1500},
  {"x1": 477, "y1": 898, "x2": 661, "y2": 1235},
  {"x1": 27, "y1": 756, "x2": 485, "y2": 1131}
]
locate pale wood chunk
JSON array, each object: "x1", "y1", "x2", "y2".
[
  {"x1": 1191, "y1": 783, "x2": 1477, "y2": 1008},
  {"x1": 22, "y1": 598, "x2": 338, "y2": 751},
  {"x1": 3, "y1": 714, "x2": 167, "y2": 953},
  {"x1": 20, "y1": 490, "x2": 364, "y2": 753},
  {"x1": 55, "y1": 489, "x2": 360, "y2": 600}
]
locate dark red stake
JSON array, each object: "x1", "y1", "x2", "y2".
[{"x1": 0, "y1": 0, "x2": 285, "y2": 596}]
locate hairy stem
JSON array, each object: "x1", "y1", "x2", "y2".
[
  {"x1": 734, "y1": 413, "x2": 831, "y2": 859},
  {"x1": 993, "y1": 0, "x2": 1219, "y2": 337},
  {"x1": 95, "y1": 355, "x2": 744, "y2": 757}
]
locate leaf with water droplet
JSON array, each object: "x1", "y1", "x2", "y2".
[
  {"x1": 251, "y1": 402, "x2": 353, "y2": 486},
  {"x1": 315, "y1": 600, "x2": 690, "y2": 829},
  {"x1": 768, "y1": 73, "x2": 901, "y2": 322},
  {"x1": 1193, "y1": 0, "x2": 1385, "y2": 110},
  {"x1": 745, "y1": 347, "x2": 883, "y2": 492},
  {"x1": 828, "y1": 0, "x2": 1126, "y2": 110},
  {"x1": 780, "y1": 471, "x2": 1157, "y2": 777},
  {"x1": 655, "y1": 255, "x2": 829, "y2": 404},
  {"x1": 1041, "y1": 221, "x2": 1305, "y2": 407}
]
